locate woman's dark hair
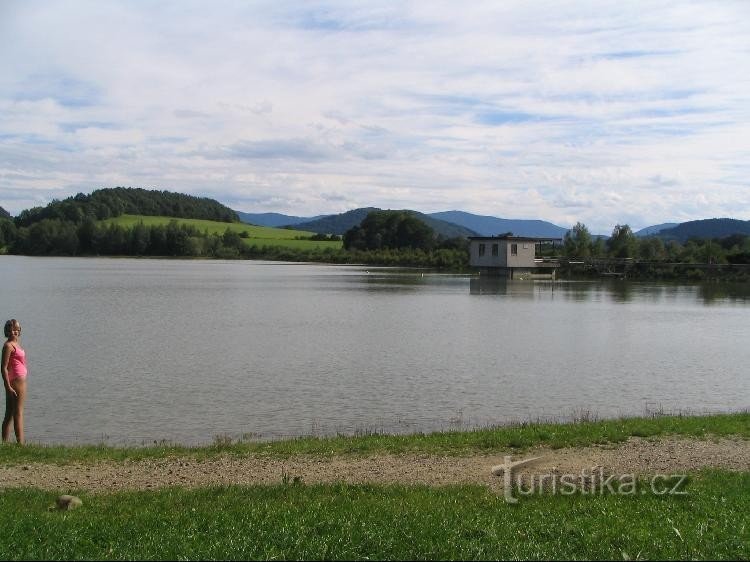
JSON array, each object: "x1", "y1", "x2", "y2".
[{"x1": 4, "y1": 319, "x2": 20, "y2": 338}]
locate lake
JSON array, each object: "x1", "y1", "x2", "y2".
[{"x1": 1, "y1": 256, "x2": 748, "y2": 445}]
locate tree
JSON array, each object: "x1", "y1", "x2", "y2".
[
  {"x1": 608, "y1": 224, "x2": 638, "y2": 258},
  {"x1": 343, "y1": 226, "x2": 365, "y2": 250},
  {"x1": 76, "y1": 217, "x2": 97, "y2": 254},
  {"x1": 129, "y1": 221, "x2": 150, "y2": 255},
  {"x1": 563, "y1": 222, "x2": 592, "y2": 258},
  {"x1": 343, "y1": 210, "x2": 437, "y2": 251},
  {"x1": 165, "y1": 220, "x2": 190, "y2": 256},
  {"x1": 149, "y1": 225, "x2": 167, "y2": 255},
  {"x1": 98, "y1": 223, "x2": 128, "y2": 254},
  {"x1": 19, "y1": 219, "x2": 79, "y2": 255},
  {"x1": 222, "y1": 227, "x2": 243, "y2": 250},
  {"x1": 0, "y1": 219, "x2": 17, "y2": 249},
  {"x1": 638, "y1": 237, "x2": 666, "y2": 261}
]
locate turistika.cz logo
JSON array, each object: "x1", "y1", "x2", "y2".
[{"x1": 491, "y1": 455, "x2": 689, "y2": 504}]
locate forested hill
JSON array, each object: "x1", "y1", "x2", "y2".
[
  {"x1": 0, "y1": 206, "x2": 10, "y2": 220},
  {"x1": 291, "y1": 208, "x2": 379, "y2": 235},
  {"x1": 293, "y1": 207, "x2": 477, "y2": 238},
  {"x1": 15, "y1": 187, "x2": 238, "y2": 227},
  {"x1": 656, "y1": 218, "x2": 750, "y2": 242}
]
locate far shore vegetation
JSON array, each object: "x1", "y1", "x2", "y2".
[{"x1": 2, "y1": 187, "x2": 750, "y2": 279}]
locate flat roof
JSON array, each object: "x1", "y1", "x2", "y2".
[{"x1": 468, "y1": 235, "x2": 562, "y2": 242}]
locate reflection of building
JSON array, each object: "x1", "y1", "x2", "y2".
[
  {"x1": 469, "y1": 236, "x2": 560, "y2": 279},
  {"x1": 469, "y1": 277, "x2": 537, "y2": 297}
]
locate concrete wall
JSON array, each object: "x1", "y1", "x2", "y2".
[
  {"x1": 470, "y1": 240, "x2": 507, "y2": 267},
  {"x1": 470, "y1": 239, "x2": 536, "y2": 268},
  {"x1": 506, "y1": 241, "x2": 536, "y2": 268}
]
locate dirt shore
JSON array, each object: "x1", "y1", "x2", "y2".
[{"x1": 0, "y1": 436, "x2": 747, "y2": 493}]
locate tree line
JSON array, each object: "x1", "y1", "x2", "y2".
[
  {"x1": 0, "y1": 218, "x2": 245, "y2": 258},
  {"x1": 563, "y1": 222, "x2": 750, "y2": 264},
  {"x1": 341, "y1": 210, "x2": 470, "y2": 268},
  {"x1": 0, "y1": 187, "x2": 242, "y2": 258},
  {"x1": 2, "y1": 191, "x2": 750, "y2": 272}
]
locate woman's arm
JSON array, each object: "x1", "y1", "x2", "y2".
[{"x1": 1, "y1": 342, "x2": 16, "y2": 396}]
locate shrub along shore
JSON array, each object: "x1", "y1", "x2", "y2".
[{"x1": 0, "y1": 412, "x2": 746, "y2": 560}]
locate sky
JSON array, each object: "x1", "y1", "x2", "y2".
[{"x1": 1, "y1": 1, "x2": 749, "y2": 233}]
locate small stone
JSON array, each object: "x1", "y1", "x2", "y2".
[{"x1": 56, "y1": 495, "x2": 83, "y2": 511}]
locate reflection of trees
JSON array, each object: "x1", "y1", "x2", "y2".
[
  {"x1": 697, "y1": 283, "x2": 750, "y2": 305},
  {"x1": 469, "y1": 276, "x2": 750, "y2": 306},
  {"x1": 362, "y1": 272, "x2": 423, "y2": 293},
  {"x1": 607, "y1": 281, "x2": 634, "y2": 303},
  {"x1": 562, "y1": 282, "x2": 596, "y2": 303}
]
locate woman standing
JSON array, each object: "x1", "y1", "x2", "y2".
[{"x1": 2, "y1": 319, "x2": 27, "y2": 444}]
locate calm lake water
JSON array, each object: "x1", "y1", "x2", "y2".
[{"x1": 1, "y1": 256, "x2": 748, "y2": 445}]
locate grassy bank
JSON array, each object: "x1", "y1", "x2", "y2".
[
  {"x1": 1, "y1": 413, "x2": 747, "y2": 560},
  {"x1": 0, "y1": 470, "x2": 746, "y2": 560},
  {"x1": 2, "y1": 412, "x2": 747, "y2": 465}
]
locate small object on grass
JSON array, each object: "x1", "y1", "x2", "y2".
[{"x1": 56, "y1": 495, "x2": 83, "y2": 511}]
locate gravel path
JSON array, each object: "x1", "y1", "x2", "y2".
[{"x1": 0, "y1": 436, "x2": 747, "y2": 493}]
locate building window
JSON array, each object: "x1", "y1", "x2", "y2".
[
  {"x1": 511, "y1": 243, "x2": 518, "y2": 256},
  {"x1": 492, "y1": 244, "x2": 499, "y2": 256},
  {"x1": 479, "y1": 243, "x2": 485, "y2": 257}
]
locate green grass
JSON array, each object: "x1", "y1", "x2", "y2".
[
  {"x1": 2, "y1": 412, "x2": 747, "y2": 465},
  {"x1": 0, "y1": 470, "x2": 746, "y2": 560},
  {"x1": 101, "y1": 214, "x2": 343, "y2": 250}
]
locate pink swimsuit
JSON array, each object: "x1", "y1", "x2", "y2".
[{"x1": 8, "y1": 344, "x2": 27, "y2": 381}]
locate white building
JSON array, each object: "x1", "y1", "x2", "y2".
[{"x1": 469, "y1": 235, "x2": 560, "y2": 279}]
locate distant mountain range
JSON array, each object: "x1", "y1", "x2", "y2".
[
  {"x1": 235, "y1": 211, "x2": 325, "y2": 227},
  {"x1": 237, "y1": 208, "x2": 750, "y2": 242},
  {"x1": 428, "y1": 211, "x2": 568, "y2": 238},
  {"x1": 254, "y1": 207, "x2": 478, "y2": 239},
  {"x1": 634, "y1": 223, "x2": 679, "y2": 237},
  {"x1": 291, "y1": 208, "x2": 379, "y2": 235},
  {"x1": 6, "y1": 187, "x2": 747, "y2": 244},
  {"x1": 651, "y1": 218, "x2": 750, "y2": 242},
  {"x1": 238, "y1": 208, "x2": 569, "y2": 238}
]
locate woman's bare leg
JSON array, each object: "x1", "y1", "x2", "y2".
[
  {"x1": 2, "y1": 389, "x2": 15, "y2": 442},
  {"x1": 10, "y1": 379, "x2": 25, "y2": 444}
]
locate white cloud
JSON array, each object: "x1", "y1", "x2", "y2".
[{"x1": 0, "y1": 0, "x2": 748, "y2": 232}]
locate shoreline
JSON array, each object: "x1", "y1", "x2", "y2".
[
  {"x1": 3, "y1": 252, "x2": 750, "y2": 281},
  {"x1": 0, "y1": 435, "x2": 747, "y2": 493},
  {"x1": 2, "y1": 411, "x2": 747, "y2": 464},
  {"x1": 1, "y1": 413, "x2": 746, "y2": 560}
]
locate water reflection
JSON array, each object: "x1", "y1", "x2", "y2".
[
  {"x1": 361, "y1": 271, "x2": 426, "y2": 292},
  {"x1": 608, "y1": 281, "x2": 635, "y2": 303},
  {"x1": 470, "y1": 277, "x2": 750, "y2": 307},
  {"x1": 469, "y1": 277, "x2": 536, "y2": 298},
  {"x1": 697, "y1": 283, "x2": 750, "y2": 304},
  {"x1": 560, "y1": 282, "x2": 598, "y2": 303}
]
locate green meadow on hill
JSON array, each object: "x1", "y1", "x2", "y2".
[{"x1": 102, "y1": 214, "x2": 344, "y2": 251}]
